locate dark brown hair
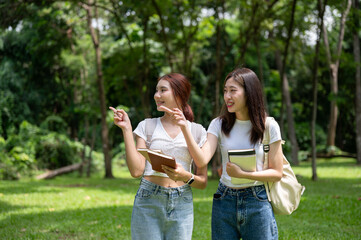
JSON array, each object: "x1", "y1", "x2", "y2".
[
  {"x1": 158, "y1": 73, "x2": 194, "y2": 122},
  {"x1": 220, "y1": 68, "x2": 266, "y2": 144}
]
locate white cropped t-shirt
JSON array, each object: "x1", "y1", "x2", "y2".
[
  {"x1": 134, "y1": 118, "x2": 207, "y2": 177},
  {"x1": 207, "y1": 117, "x2": 282, "y2": 188}
]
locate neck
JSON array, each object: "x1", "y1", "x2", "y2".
[
  {"x1": 235, "y1": 110, "x2": 249, "y2": 121},
  {"x1": 161, "y1": 113, "x2": 173, "y2": 122}
]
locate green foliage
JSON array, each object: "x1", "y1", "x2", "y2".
[
  {"x1": 0, "y1": 0, "x2": 360, "y2": 179},
  {"x1": 40, "y1": 115, "x2": 68, "y2": 134},
  {"x1": 35, "y1": 133, "x2": 82, "y2": 170},
  {"x1": 0, "y1": 121, "x2": 93, "y2": 180}
]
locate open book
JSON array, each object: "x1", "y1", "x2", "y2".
[
  {"x1": 137, "y1": 148, "x2": 176, "y2": 173},
  {"x1": 228, "y1": 148, "x2": 257, "y2": 184}
]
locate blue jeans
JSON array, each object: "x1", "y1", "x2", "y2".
[
  {"x1": 212, "y1": 182, "x2": 278, "y2": 240},
  {"x1": 131, "y1": 178, "x2": 194, "y2": 240}
]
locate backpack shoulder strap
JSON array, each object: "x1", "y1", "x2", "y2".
[
  {"x1": 263, "y1": 117, "x2": 273, "y2": 201},
  {"x1": 263, "y1": 117, "x2": 276, "y2": 171},
  {"x1": 144, "y1": 118, "x2": 157, "y2": 148}
]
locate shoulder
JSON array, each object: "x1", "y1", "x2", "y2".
[
  {"x1": 266, "y1": 117, "x2": 280, "y2": 130},
  {"x1": 207, "y1": 117, "x2": 222, "y2": 137},
  {"x1": 209, "y1": 117, "x2": 222, "y2": 127},
  {"x1": 266, "y1": 117, "x2": 282, "y2": 142},
  {"x1": 190, "y1": 121, "x2": 206, "y2": 131},
  {"x1": 134, "y1": 117, "x2": 158, "y2": 134}
]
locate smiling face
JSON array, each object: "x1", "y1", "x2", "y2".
[
  {"x1": 154, "y1": 79, "x2": 179, "y2": 111},
  {"x1": 223, "y1": 77, "x2": 248, "y2": 115}
]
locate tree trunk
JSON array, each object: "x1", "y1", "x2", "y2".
[
  {"x1": 353, "y1": 0, "x2": 361, "y2": 165},
  {"x1": 84, "y1": 0, "x2": 113, "y2": 178},
  {"x1": 326, "y1": 65, "x2": 339, "y2": 148},
  {"x1": 279, "y1": 0, "x2": 299, "y2": 165},
  {"x1": 311, "y1": 0, "x2": 327, "y2": 181},
  {"x1": 274, "y1": 50, "x2": 299, "y2": 165},
  {"x1": 36, "y1": 163, "x2": 85, "y2": 180},
  {"x1": 323, "y1": 0, "x2": 352, "y2": 150}
]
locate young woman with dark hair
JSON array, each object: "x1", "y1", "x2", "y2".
[
  {"x1": 110, "y1": 73, "x2": 207, "y2": 240},
  {"x1": 200, "y1": 68, "x2": 284, "y2": 240}
]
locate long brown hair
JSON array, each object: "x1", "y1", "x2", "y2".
[
  {"x1": 158, "y1": 73, "x2": 194, "y2": 122},
  {"x1": 220, "y1": 68, "x2": 266, "y2": 144}
]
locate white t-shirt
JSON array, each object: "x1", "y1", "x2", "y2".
[
  {"x1": 134, "y1": 118, "x2": 207, "y2": 177},
  {"x1": 207, "y1": 117, "x2": 282, "y2": 188}
]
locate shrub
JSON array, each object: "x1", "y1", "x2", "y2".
[{"x1": 35, "y1": 133, "x2": 83, "y2": 169}]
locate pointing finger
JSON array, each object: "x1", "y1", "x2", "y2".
[
  {"x1": 159, "y1": 105, "x2": 174, "y2": 114},
  {"x1": 109, "y1": 106, "x2": 117, "y2": 113}
]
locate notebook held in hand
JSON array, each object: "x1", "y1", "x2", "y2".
[
  {"x1": 137, "y1": 148, "x2": 176, "y2": 173},
  {"x1": 228, "y1": 148, "x2": 257, "y2": 184}
]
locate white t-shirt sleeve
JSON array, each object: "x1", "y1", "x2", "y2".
[
  {"x1": 269, "y1": 118, "x2": 282, "y2": 144},
  {"x1": 207, "y1": 118, "x2": 221, "y2": 138},
  {"x1": 133, "y1": 120, "x2": 147, "y2": 141}
]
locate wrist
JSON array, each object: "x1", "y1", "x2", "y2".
[
  {"x1": 183, "y1": 173, "x2": 194, "y2": 185},
  {"x1": 121, "y1": 126, "x2": 133, "y2": 134}
]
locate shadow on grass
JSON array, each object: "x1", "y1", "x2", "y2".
[
  {"x1": 0, "y1": 177, "x2": 141, "y2": 196},
  {"x1": 294, "y1": 158, "x2": 360, "y2": 168},
  {"x1": 0, "y1": 204, "x2": 133, "y2": 240},
  {"x1": 0, "y1": 199, "x2": 26, "y2": 214}
]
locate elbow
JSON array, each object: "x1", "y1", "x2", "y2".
[
  {"x1": 274, "y1": 172, "x2": 283, "y2": 182},
  {"x1": 194, "y1": 160, "x2": 207, "y2": 169},
  {"x1": 129, "y1": 170, "x2": 143, "y2": 179}
]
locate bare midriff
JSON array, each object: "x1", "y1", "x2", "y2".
[{"x1": 144, "y1": 175, "x2": 186, "y2": 188}]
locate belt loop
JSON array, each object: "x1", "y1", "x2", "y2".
[
  {"x1": 177, "y1": 187, "x2": 181, "y2": 197},
  {"x1": 154, "y1": 185, "x2": 160, "y2": 194},
  {"x1": 224, "y1": 186, "x2": 229, "y2": 195}
]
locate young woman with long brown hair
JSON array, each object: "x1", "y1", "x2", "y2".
[
  {"x1": 200, "y1": 68, "x2": 283, "y2": 240},
  {"x1": 110, "y1": 73, "x2": 207, "y2": 240}
]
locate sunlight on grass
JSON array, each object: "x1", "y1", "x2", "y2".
[{"x1": 0, "y1": 158, "x2": 360, "y2": 239}]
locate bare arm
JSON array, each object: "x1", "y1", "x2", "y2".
[
  {"x1": 198, "y1": 133, "x2": 219, "y2": 167},
  {"x1": 109, "y1": 107, "x2": 145, "y2": 178},
  {"x1": 226, "y1": 140, "x2": 283, "y2": 182}
]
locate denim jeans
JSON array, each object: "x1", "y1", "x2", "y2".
[
  {"x1": 212, "y1": 182, "x2": 278, "y2": 240},
  {"x1": 131, "y1": 178, "x2": 194, "y2": 240}
]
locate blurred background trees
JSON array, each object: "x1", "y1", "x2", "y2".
[{"x1": 1, "y1": 0, "x2": 360, "y2": 180}]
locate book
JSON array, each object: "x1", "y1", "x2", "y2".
[
  {"x1": 228, "y1": 148, "x2": 257, "y2": 184},
  {"x1": 137, "y1": 148, "x2": 176, "y2": 173}
]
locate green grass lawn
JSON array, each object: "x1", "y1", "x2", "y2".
[{"x1": 0, "y1": 158, "x2": 360, "y2": 239}]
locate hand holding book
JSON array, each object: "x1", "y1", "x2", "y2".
[
  {"x1": 228, "y1": 149, "x2": 257, "y2": 184},
  {"x1": 137, "y1": 148, "x2": 176, "y2": 173}
]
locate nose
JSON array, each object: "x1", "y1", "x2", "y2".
[
  {"x1": 224, "y1": 91, "x2": 231, "y2": 99},
  {"x1": 154, "y1": 90, "x2": 160, "y2": 99}
]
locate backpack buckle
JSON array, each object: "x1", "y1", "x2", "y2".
[{"x1": 263, "y1": 144, "x2": 270, "y2": 153}]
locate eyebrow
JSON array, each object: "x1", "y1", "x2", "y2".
[
  {"x1": 156, "y1": 86, "x2": 169, "y2": 90},
  {"x1": 224, "y1": 85, "x2": 238, "y2": 89}
]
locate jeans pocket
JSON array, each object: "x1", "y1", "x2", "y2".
[
  {"x1": 136, "y1": 188, "x2": 153, "y2": 199},
  {"x1": 213, "y1": 189, "x2": 227, "y2": 200},
  {"x1": 252, "y1": 186, "x2": 268, "y2": 202}
]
